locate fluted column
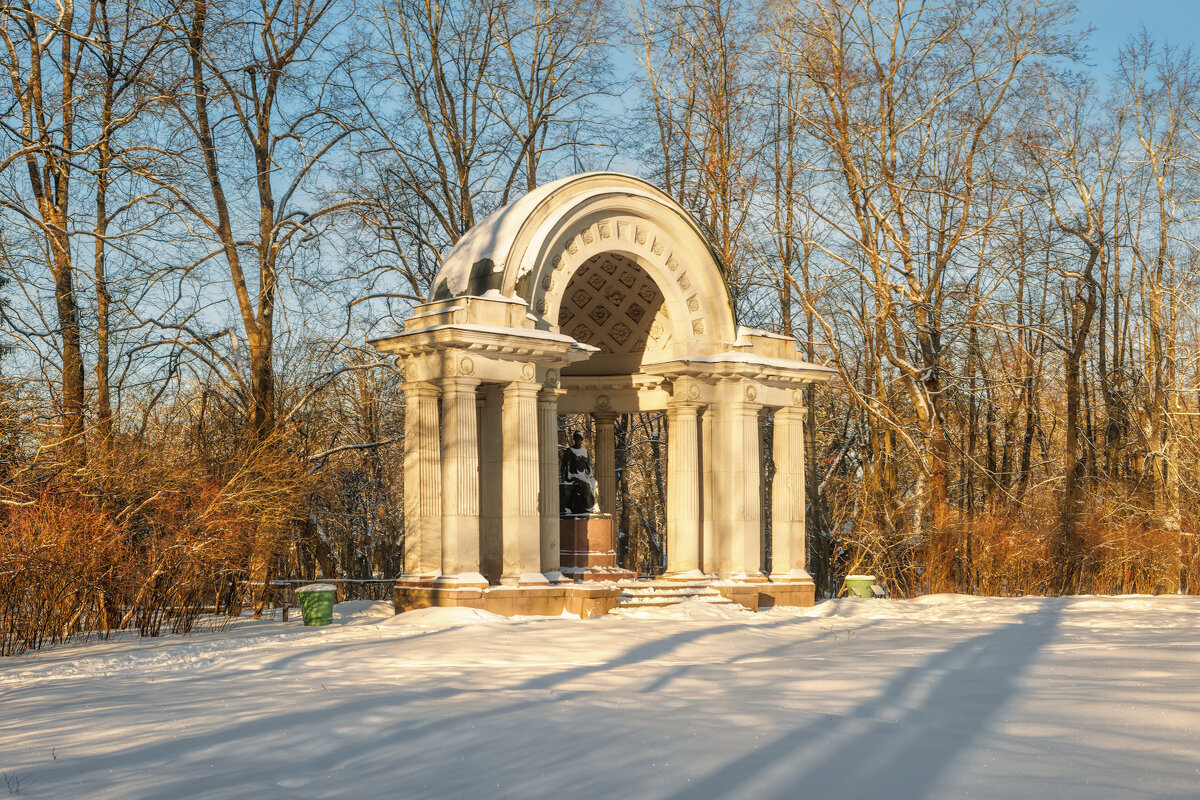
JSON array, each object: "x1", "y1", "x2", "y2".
[
  {"x1": 502, "y1": 380, "x2": 546, "y2": 585},
  {"x1": 666, "y1": 402, "x2": 701, "y2": 575},
  {"x1": 402, "y1": 382, "x2": 441, "y2": 576},
  {"x1": 478, "y1": 386, "x2": 504, "y2": 584},
  {"x1": 736, "y1": 398, "x2": 764, "y2": 578},
  {"x1": 593, "y1": 412, "x2": 617, "y2": 516},
  {"x1": 438, "y1": 376, "x2": 484, "y2": 585},
  {"x1": 713, "y1": 380, "x2": 763, "y2": 578},
  {"x1": 538, "y1": 389, "x2": 562, "y2": 579},
  {"x1": 701, "y1": 407, "x2": 714, "y2": 575},
  {"x1": 771, "y1": 405, "x2": 807, "y2": 577}
]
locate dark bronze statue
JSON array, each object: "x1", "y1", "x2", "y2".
[{"x1": 560, "y1": 431, "x2": 598, "y2": 516}]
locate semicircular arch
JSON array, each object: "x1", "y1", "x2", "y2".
[
  {"x1": 429, "y1": 173, "x2": 738, "y2": 356},
  {"x1": 522, "y1": 206, "x2": 735, "y2": 357}
]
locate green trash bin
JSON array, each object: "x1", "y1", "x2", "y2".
[
  {"x1": 295, "y1": 583, "x2": 337, "y2": 626},
  {"x1": 843, "y1": 574, "x2": 877, "y2": 599}
]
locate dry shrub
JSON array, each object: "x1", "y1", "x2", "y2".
[
  {"x1": 1073, "y1": 514, "x2": 1184, "y2": 595},
  {"x1": 954, "y1": 509, "x2": 1054, "y2": 596},
  {"x1": 0, "y1": 493, "x2": 128, "y2": 654},
  {"x1": 827, "y1": 473, "x2": 924, "y2": 598},
  {"x1": 1183, "y1": 521, "x2": 1200, "y2": 594},
  {"x1": 0, "y1": 439, "x2": 310, "y2": 656},
  {"x1": 949, "y1": 488, "x2": 1192, "y2": 597},
  {"x1": 831, "y1": 484, "x2": 1196, "y2": 599}
]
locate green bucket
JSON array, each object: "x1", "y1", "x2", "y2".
[
  {"x1": 843, "y1": 574, "x2": 877, "y2": 599},
  {"x1": 295, "y1": 583, "x2": 337, "y2": 626}
]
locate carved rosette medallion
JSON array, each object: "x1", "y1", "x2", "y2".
[
  {"x1": 458, "y1": 356, "x2": 474, "y2": 376},
  {"x1": 745, "y1": 385, "x2": 758, "y2": 402},
  {"x1": 521, "y1": 363, "x2": 536, "y2": 382}
]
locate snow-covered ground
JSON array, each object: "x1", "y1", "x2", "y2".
[{"x1": 3, "y1": 595, "x2": 1198, "y2": 799}]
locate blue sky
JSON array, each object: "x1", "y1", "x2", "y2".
[{"x1": 1082, "y1": 0, "x2": 1200, "y2": 70}]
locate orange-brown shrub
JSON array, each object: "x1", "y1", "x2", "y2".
[
  {"x1": 0, "y1": 492, "x2": 128, "y2": 654},
  {"x1": 0, "y1": 441, "x2": 310, "y2": 656},
  {"x1": 1073, "y1": 513, "x2": 1186, "y2": 595},
  {"x1": 954, "y1": 510, "x2": 1055, "y2": 596},
  {"x1": 830, "y1": 485, "x2": 1196, "y2": 598}
]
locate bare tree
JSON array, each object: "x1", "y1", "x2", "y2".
[
  {"x1": 345, "y1": 0, "x2": 615, "y2": 310},
  {"x1": 767, "y1": 0, "x2": 1080, "y2": 592},
  {"x1": 632, "y1": 0, "x2": 760, "y2": 312},
  {"x1": 164, "y1": 0, "x2": 357, "y2": 442},
  {"x1": 0, "y1": 0, "x2": 90, "y2": 460}
]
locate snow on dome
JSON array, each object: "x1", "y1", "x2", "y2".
[
  {"x1": 295, "y1": 583, "x2": 336, "y2": 593},
  {"x1": 427, "y1": 171, "x2": 702, "y2": 306},
  {"x1": 429, "y1": 173, "x2": 596, "y2": 301}
]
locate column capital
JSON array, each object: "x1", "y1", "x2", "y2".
[
  {"x1": 441, "y1": 375, "x2": 482, "y2": 392},
  {"x1": 403, "y1": 380, "x2": 442, "y2": 398},
  {"x1": 715, "y1": 378, "x2": 765, "y2": 412},
  {"x1": 672, "y1": 375, "x2": 709, "y2": 402},
  {"x1": 771, "y1": 404, "x2": 806, "y2": 421},
  {"x1": 503, "y1": 379, "x2": 542, "y2": 398},
  {"x1": 538, "y1": 386, "x2": 566, "y2": 405}
]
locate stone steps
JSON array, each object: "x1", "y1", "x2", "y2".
[{"x1": 616, "y1": 579, "x2": 734, "y2": 608}]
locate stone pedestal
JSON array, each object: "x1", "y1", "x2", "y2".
[
  {"x1": 559, "y1": 514, "x2": 635, "y2": 581},
  {"x1": 395, "y1": 578, "x2": 619, "y2": 618},
  {"x1": 714, "y1": 575, "x2": 816, "y2": 610}
]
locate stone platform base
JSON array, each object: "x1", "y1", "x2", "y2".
[
  {"x1": 714, "y1": 579, "x2": 816, "y2": 610},
  {"x1": 395, "y1": 580, "x2": 620, "y2": 618}
]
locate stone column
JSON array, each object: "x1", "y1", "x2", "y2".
[
  {"x1": 771, "y1": 405, "x2": 807, "y2": 578},
  {"x1": 713, "y1": 380, "x2": 763, "y2": 579},
  {"x1": 502, "y1": 380, "x2": 546, "y2": 585},
  {"x1": 701, "y1": 407, "x2": 714, "y2": 576},
  {"x1": 736, "y1": 392, "x2": 764, "y2": 579},
  {"x1": 439, "y1": 375, "x2": 485, "y2": 586},
  {"x1": 402, "y1": 381, "x2": 441, "y2": 577},
  {"x1": 477, "y1": 385, "x2": 504, "y2": 584},
  {"x1": 593, "y1": 412, "x2": 617, "y2": 516},
  {"x1": 538, "y1": 388, "x2": 563, "y2": 580},
  {"x1": 666, "y1": 401, "x2": 701, "y2": 576}
]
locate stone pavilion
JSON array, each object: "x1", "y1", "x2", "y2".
[{"x1": 370, "y1": 172, "x2": 835, "y2": 616}]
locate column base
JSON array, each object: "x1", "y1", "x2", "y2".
[
  {"x1": 396, "y1": 572, "x2": 440, "y2": 587},
  {"x1": 769, "y1": 568, "x2": 814, "y2": 583},
  {"x1": 394, "y1": 580, "x2": 620, "y2": 619},
  {"x1": 433, "y1": 572, "x2": 489, "y2": 589},
  {"x1": 722, "y1": 571, "x2": 768, "y2": 583},
  {"x1": 661, "y1": 568, "x2": 711, "y2": 582}
]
